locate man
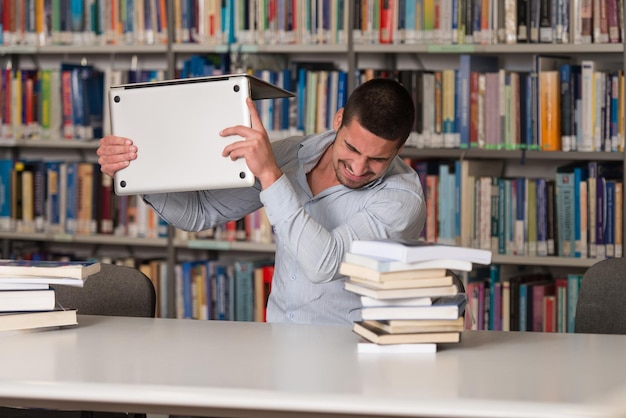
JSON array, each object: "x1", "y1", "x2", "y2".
[{"x1": 97, "y1": 77, "x2": 425, "y2": 325}]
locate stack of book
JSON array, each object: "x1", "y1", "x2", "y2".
[
  {"x1": 0, "y1": 260, "x2": 101, "y2": 333},
  {"x1": 342, "y1": 239, "x2": 492, "y2": 353}
]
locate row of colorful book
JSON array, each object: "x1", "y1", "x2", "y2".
[
  {"x1": 373, "y1": 57, "x2": 625, "y2": 153},
  {"x1": 353, "y1": 0, "x2": 623, "y2": 46},
  {"x1": 0, "y1": 0, "x2": 348, "y2": 47},
  {"x1": 0, "y1": 158, "x2": 275, "y2": 244},
  {"x1": 465, "y1": 266, "x2": 584, "y2": 333},
  {"x1": 2, "y1": 1, "x2": 623, "y2": 48},
  {"x1": 409, "y1": 158, "x2": 624, "y2": 260},
  {"x1": 137, "y1": 257, "x2": 275, "y2": 321},
  {"x1": 0, "y1": 259, "x2": 101, "y2": 333},
  {"x1": 5, "y1": 56, "x2": 624, "y2": 148},
  {"x1": 341, "y1": 239, "x2": 491, "y2": 353}
]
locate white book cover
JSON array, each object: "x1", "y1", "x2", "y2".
[
  {"x1": 343, "y1": 252, "x2": 473, "y2": 272},
  {"x1": 350, "y1": 240, "x2": 492, "y2": 265},
  {"x1": 357, "y1": 340, "x2": 437, "y2": 354}
]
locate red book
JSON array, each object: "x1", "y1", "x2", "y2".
[
  {"x1": 23, "y1": 72, "x2": 34, "y2": 138},
  {"x1": 61, "y1": 70, "x2": 73, "y2": 139},
  {"x1": 99, "y1": 174, "x2": 114, "y2": 234},
  {"x1": 469, "y1": 71, "x2": 480, "y2": 147},
  {"x1": 379, "y1": 0, "x2": 394, "y2": 43},
  {"x1": 531, "y1": 281, "x2": 555, "y2": 332},
  {"x1": 262, "y1": 264, "x2": 274, "y2": 322},
  {"x1": 543, "y1": 295, "x2": 557, "y2": 332},
  {"x1": 3, "y1": 69, "x2": 12, "y2": 138}
]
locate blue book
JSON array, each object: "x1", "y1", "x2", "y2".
[
  {"x1": 215, "y1": 263, "x2": 231, "y2": 320},
  {"x1": 405, "y1": 0, "x2": 416, "y2": 41},
  {"x1": 610, "y1": 71, "x2": 620, "y2": 152},
  {"x1": 505, "y1": 178, "x2": 513, "y2": 255},
  {"x1": 518, "y1": 72, "x2": 533, "y2": 149},
  {"x1": 488, "y1": 265, "x2": 501, "y2": 330},
  {"x1": 535, "y1": 178, "x2": 548, "y2": 256},
  {"x1": 497, "y1": 178, "x2": 507, "y2": 254},
  {"x1": 234, "y1": 260, "x2": 256, "y2": 322},
  {"x1": 514, "y1": 178, "x2": 526, "y2": 256},
  {"x1": 336, "y1": 70, "x2": 348, "y2": 109},
  {"x1": 572, "y1": 165, "x2": 588, "y2": 258},
  {"x1": 438, "y1": 164, "x2": 450, "y2": 244},
  {"x1": 555, "y1": 171, "x2": 575, "y2": 257},
  {"x1": 222, "y1": 0, "x2": 236, "y2": 43},
  {"x1": 559, "y1": 64, "x2": 574, "y2": 152},
  {"x1": 64, "y1": 161, "x2": 78, "y2": 235},
  {"x1": 70, "y1": 0, "x2": 84, "y2": 33},
  {"x1": 296, "y1": 67, "x2": 308, "y2": 132},
  {"x1": 180, "y1": 261, "x2": 195, "y2": 319},
  {"x1": 605, "y1": 180, "x2": 616, "y2": 258},
  {"x1": 451, "y1": 0, "x2": 459, "y2": 43},
  {"x1": 0, "y1": 159, "x2": 13, "y2": 231},
  {"x1": 559, "y1": 64, "x2": 580, "y2": 150},
  {"x1": 280, "y1": 68, "x2": 293, "y2": 131},
  {"x1": 519, "y1": 282, "x2": 529, "y2": 331},
  {"x1": 596, "y1": 175, "x2": 606, "y2": 259},
  {"x1": 567, "y1": 274, "x2": 583, "y2": 332}
]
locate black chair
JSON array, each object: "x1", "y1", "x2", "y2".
[
  {"x1": 574, "y1": 258, "x2": 626, "y2": 334},
  {"x1": 0, "y1": 263, "x2": 157, "y2": 418}
]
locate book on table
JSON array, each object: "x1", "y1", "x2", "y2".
[
  {"x1": 343, "y1": 252, "x2": 473, "y2": 272},
  {"x1": 356, "y1": 340, "x2": 437, "y2": 354},
  {"x1": 348, "y1": 274, "x2": 454, "y2": 289},
  {"x1": 339, "y1": 261, "x2": 448, "y2": 282},
  {"x1": 350, "y1": 239, "x2": 492, "y2": 265},
  {"x1": 344, "y1": 280, "x2": 459, "y2": 299},
  {"x1": 0, "y1": 308, "x2": 77, "y2": 332},
  {"x1": 362, "y1": 317, "x2": 466, "y2": 334},
  {"x1": 0, "y1": 260, "x2": 101, "y2": 287},
  {"x1": 359, "y1": 294, "x2": 467, "y2": 320},
  {"x1": 353, "y1": 321, "x2": 462, "y2": 344},
  {"x1": 360, "y1": 295, "x2": 432, "y2": 307},
  {"x1": 0, "y1": 289, "x2": 56, "y2": 312},
  {"x1": 0, "y1": 282, "x2": 50, "y2": 290}
]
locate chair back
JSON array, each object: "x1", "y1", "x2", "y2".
[
  {"x1": 54, "y1": 263, "x2": 156, "y2": 318},
  {"x1": 574, "y1": 258, "x2": 626, "y2": 334}
]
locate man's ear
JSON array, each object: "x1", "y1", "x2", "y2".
[{"x1": 333, "y1": 108, "x2": 344, "y2": 131}]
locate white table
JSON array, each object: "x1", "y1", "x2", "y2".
[{"x1": 1, "y1": 315, "x2": 626, "y2": 418}]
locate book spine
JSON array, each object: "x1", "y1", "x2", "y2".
[
  {"x1": 567, "y1": 274, "x2": 582, "y2": 332},
  {"x1": 234, "y1": 260, "x2": 255, "y2": 322}
]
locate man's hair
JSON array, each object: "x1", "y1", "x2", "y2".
[{"x1": 340, "y1": 77, "x2": 415, "y2": 147}]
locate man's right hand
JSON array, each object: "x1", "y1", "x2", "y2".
[{"x1": 96, "y1": 135, "x2": 137, "y2": 178}]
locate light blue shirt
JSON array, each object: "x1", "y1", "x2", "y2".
[{"x1": 144, "y1": 130, "x2": 425, "y2": 325}]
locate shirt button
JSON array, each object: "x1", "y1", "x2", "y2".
[
  {"x1": 290, "y1": 275, "x2": 296, "y2": 280},
  {"x1": 288, "y1": 312, "x2": 294, "y2": 319}
]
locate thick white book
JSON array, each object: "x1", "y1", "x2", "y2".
[
  {"x1": 0, "y1": 309, "x2": 77, "y2": 332},
  {"x1": 350, "y1": 240, "x2": 492, "y2": 265},
  {"x1": 0, "y1": 282, "x2": 50, "y2": 290},
  {"x1": 353, "y1": 321, "x2": 461, "y2": 344},
  {"x1": 345, "y1": 280, "x2": 458, "y2": 300},
  {"x1": 359, "y1": 294, "x2": 467, "y2": 320},
  {"x1": 348, "y1": 275, "x2": 454, "y2": 289},
  {"x1": 344, "y1": 252, "x2": 473, "y2": 272},
  {"x1": 0, "y1": 260, "x2": 101, "y2": 280},
  {"x1": 360, "y1": 295, "x2": 432, "y2": 307},
  {"x1": 340, "y1": 261, "x2": 448, "y2": 282},
  {"x1": 357, "y1": 340, "x2": 437, "y2": 354},
  {"x1": 0, "y1": 289, "x2": 56, "y2": 312}
]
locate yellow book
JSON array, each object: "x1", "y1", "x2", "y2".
[{"x1": 539, "y1": 70, "x2": 561, "y2": 151}]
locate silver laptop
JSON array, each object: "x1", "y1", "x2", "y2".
[{"x1": 109, "y1": 73, "x2": 294, "y2": 196}]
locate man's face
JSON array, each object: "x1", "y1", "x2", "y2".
[{"x1": 331, "y1": 119, "x2": 401, "y2": 189}]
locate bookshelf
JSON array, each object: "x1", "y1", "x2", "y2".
[{"x1": 0, "y1": 1, "x2": 624, "y2": 327}]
